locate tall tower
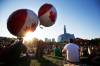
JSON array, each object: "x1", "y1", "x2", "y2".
[
  {"x1": 64, "y1": 25, "x2": 66, "y2": 34},
  {"x1": 57, "y1": 25, "x2": 75, "y2": 42}
]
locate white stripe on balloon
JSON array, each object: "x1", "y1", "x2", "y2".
[{"x1": 18, "y1": 10, "x2": 38, "y2": 36}]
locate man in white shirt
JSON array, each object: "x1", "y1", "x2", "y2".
[{"x1": 62, "y1": 39, "x2": 80, "y2": 66}]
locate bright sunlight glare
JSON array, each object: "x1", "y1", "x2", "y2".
[{"x1": 23, "y1": 32, "x2": 34, "y2": 41}]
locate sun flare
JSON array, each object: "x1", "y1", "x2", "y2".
[{"x1": 23, "y1": 31, "x2": 34, "y2": 41}]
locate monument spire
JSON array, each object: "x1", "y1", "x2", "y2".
[{"x1": 64, "y1": 25, "x2": 66, "y2": 34}]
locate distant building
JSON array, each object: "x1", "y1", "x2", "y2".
[
  {"x1": 45, "y1": 38, "x2": 55, "y2": 42},
  {"x1": 52, "y1": 38, "x2": 55, "y2": 42},
  {"x1": 45, "y1": 38, "x2": 48, "y2": 42},
  {"x1": 57, "y1": 25, "x2": 75, "y2": 42},
  {"x1": 45, "y1": 38, "x2": 51, "y2": 42}
]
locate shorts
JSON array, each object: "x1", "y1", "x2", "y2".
[{"x1": 67, "y1": 60, "x2": 80, "y2": 65}]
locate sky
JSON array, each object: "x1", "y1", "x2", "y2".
[{"x1": 0, "y1": 0, "x2": 100, "y2": 41}]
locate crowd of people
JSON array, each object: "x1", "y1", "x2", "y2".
[
  {"x1": 31, "y1": 39, "x2": 100, "y2": 66},
  {"x1": 0, "y1": 38, "x2": 100, "y2": 66}
]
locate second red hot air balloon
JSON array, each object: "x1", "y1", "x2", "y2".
[{"x1": 38, "y1": 3, "x2": 57, "y2": 27}]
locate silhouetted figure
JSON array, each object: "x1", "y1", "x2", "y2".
[
  {"x1": 35, "y1": 41, "x2": 44, "y2": 59},
  {"x1": 88, "y1": 45, "x2": 100, "y2": 65},
  {"x1": 0, "y1": 38, "x2": 28, "y2": 66},
  {"x1": 82, "y1": 46, "x2": 89, "y2": 57}
]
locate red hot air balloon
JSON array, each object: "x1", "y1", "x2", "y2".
[
  {"x1": 38, "y1": 3, "x2": 57, "y2": 27},
  {"x1": 7, "y1": 9, "x2": 38, "y2": 37}
]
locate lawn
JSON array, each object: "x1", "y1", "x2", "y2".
[{"x1": 0, "y1": 55, "x2": 92, "y2": 66}]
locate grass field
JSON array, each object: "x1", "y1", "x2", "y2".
[
  {"x1": 29, "y1": 55, "x2": 92, "y2": 66},
  {"x1": 0, "y1": 55, "x2": 92, "y2": 66}
]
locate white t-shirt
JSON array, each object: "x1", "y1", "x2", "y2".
[{"x1": 64, "y1": 43, "x2": 80, "y2": 62}]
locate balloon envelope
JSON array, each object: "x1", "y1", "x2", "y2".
[
  {"x1": 7, "y1": 9, "x2": 38, "y2": 37},
  {"x1": 38, "y1": 3, "x2": 57, "y2": 27}
]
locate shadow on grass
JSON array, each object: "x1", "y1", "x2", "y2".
[
  {"x1": 0, "y1": 56, "x2": 31, "y2": 66},
  {"x1": 37, "y1": 57, "x2": 58, "y2": 66},
  {"x1": 19, "y1": 56, "x2": 31, "y2": 66}
]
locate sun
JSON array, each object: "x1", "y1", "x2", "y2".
[{"x1": 23, "y1": 31, "x2": 34, "y2": 41}]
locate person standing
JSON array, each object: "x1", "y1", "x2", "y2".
[
  {"x1": 53, "y1": 45, "x2": 62, "y2": 57},
  {"x1": 62, "y1": 39, "x2": 80, "y2": 66},
  {"x1": 2, "y1": 38, "x2": 27, "y2": 66}
]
